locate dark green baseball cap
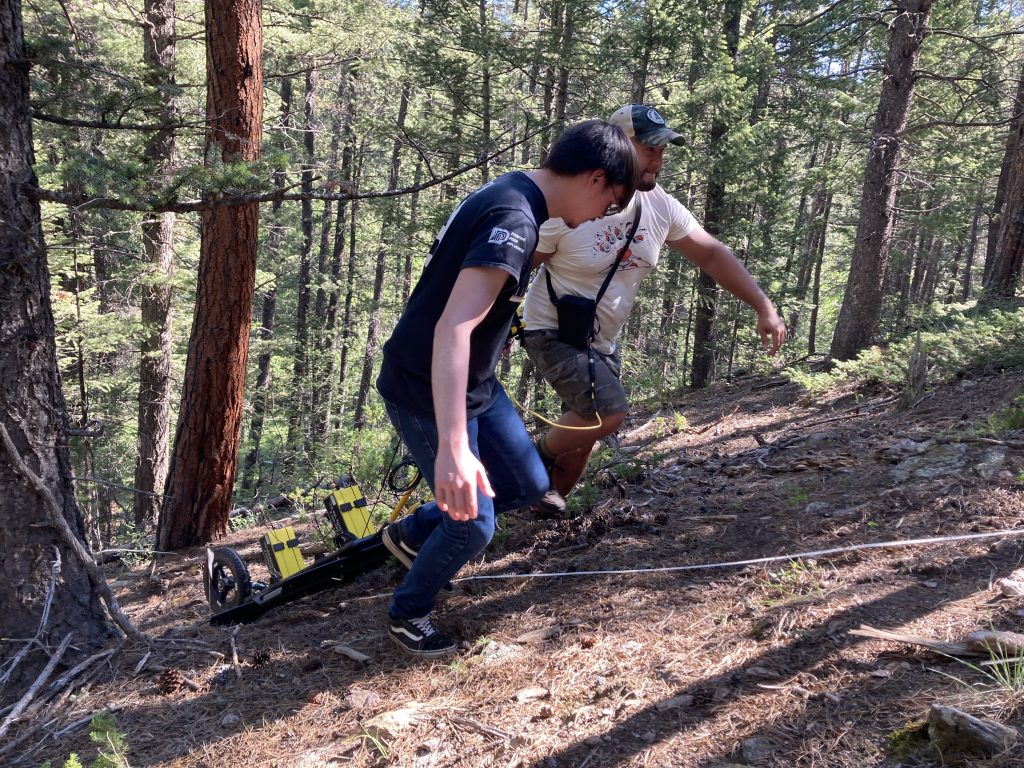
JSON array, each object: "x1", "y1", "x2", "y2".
[{"x1": 609, "y1": 105, "x2": 685, "y2": 147}]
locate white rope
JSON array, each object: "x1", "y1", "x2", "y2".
[
  {"x1": 347, "y1": 528, "x2": 1024, "y2": 602},
  {"x1": 458, "y1": 528, "x2": 1024, "y2": 582}
]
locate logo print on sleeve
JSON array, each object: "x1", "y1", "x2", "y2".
[{"x1": 488, "y1": 227, "x2": 510, "y2": 245}]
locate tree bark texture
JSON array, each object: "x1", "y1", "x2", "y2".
[
  {"x1": 159, "y1": 0, "x2": 263, "y2": 549},
  {"x1": 983, "y1": 67, "x2": 1024, "y2": 286},
  {"x1": 984, "y1": 64, "x2": 1024, "y2": 299},
  {"x1": 133, "y1": 0, "x2": 177, "y2": 528},
  {"x1": 0, "y1": 0, "x2": 112, "y2": 693},
  {"x1": 830, "y1": 0, "x2": 934, "y2": 361}
]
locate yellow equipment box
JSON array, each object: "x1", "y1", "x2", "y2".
[
  {"x1": 260, "y1": 526, "x2": 304, "y2": 580},
  {"x1": 324, "y1": 483, "x2": 372, "y2": 538}
]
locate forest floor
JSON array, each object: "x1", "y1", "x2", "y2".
[{"x1": 7, "y1": 368, "x2": 1024, "y2": 768}]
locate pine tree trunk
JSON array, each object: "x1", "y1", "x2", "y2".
[
  {"x1": 133, "y1": 0, "x2": 177, "y2": 528},
  {"x1": 960, "y1": 188, "x2": 985, "y2": 301},
  {"x1": 313, "y1": 67, "x2": 355, "y2": 441},
  {"x1": 159, "y1": 0, "x2": 263, "y2": 549},
  {"x1": 242, "y1": 78, "x2": 292, "y2": 492},
  {"x1": 0, "y1": 0, "x2": 113, "y2": 691},
  {"x1": 285, "y1": 66, "x2": 318, "y2": 471},
  {"x1": 691, "y1": 0, "x2": 742, "y2": 388},
  {"x1": 352, "y1": 88, "x2": 410, "y2": 430},
  {"x1": 807, "y1": 192, "x2": 832, "y2": 355},
  {"x1": 984, "y1": 63, "x2": 1024, "y2": 299},
  {"x1": 479, "y1": 0, "x2": 492, "y2": 183},
  {"x1": 335, "y1": 149, "x2": 365, "y2": 430},
  {"x1": 983, "y1": 67, "x2": 1024, "y2": 286},
  {"x1": 830, "y1": 0, "x2": 934, "y2": 360}
]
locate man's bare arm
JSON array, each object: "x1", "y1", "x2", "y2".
[{"x1": 667, "y1": 227, "x2": 786, "y2": 354}]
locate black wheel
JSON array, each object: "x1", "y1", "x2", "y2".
[
  {"x1": 387, "y1": 456, "x2": 422, "y2": 493},
  {"x1": 334, "y1": 530, "x2": 358, "y2": 550},
  {"x1": 204, "y1": 547, "x2": 252, "y2": 613}
]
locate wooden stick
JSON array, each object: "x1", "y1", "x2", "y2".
[
  {"x1": 0, "y1": 421, "x2": 145, "y2": 642},
  {"x1": 0, "y1": 633, "x2": 73, "y2": 742},
  {"x1": 449, "y1": 714, "x2": 511, "y2": 741},
  {"x1": 229, "y1": 626, "x2": 242, "y2": 678}
]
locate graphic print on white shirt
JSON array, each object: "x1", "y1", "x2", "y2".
[{"x1": 523, "y1": 184, "x2": 698, "y2": 354}]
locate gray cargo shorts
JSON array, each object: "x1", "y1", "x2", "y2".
[{"x1": 522, "y1": 330, "x2": 629, "y2": 418}]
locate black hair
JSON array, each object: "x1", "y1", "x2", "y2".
[{"x1": 543, "y1": 120, "x2": 637, "y2": 198}]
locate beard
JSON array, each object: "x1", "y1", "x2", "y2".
[{"x1": 636, "y1": 171, "x2": 658, "y2": 192}]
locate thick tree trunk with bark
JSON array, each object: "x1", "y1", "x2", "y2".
[
  {"x1": 159, "y1": 0, "x2": 263, "y2": 549},
  {"x1": 830, "y1": 0, "x2": 934, "y2": 360},
  {"x1": 983, "y1": 68, "x2": 1024, "y2": 286},
  {"x1": 133, "y1": 0, "x2": 176, "y2": 528},
  {"x1": 0, "y1": 0, "x2": 113, "y2": 694},
  {"x1": 984, "y1": 65, "x2": 1024, "y2": 299}
]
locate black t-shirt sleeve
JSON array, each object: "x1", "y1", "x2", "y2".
[{"x1": 462, "y1": 207, "x2": 538, "y2": 285}]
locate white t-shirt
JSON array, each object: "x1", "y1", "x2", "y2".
[{"x1": 522, "y1": 184, "x2": 698, "y2": 354}]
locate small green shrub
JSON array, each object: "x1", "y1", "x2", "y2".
[
  {"x1": 42, "y1": 714, "x2": 131, "y2": 768},
  {"x1": 985, "y1": 395, "x2": 1024, "y2": 436},
  {"x1": 785, "y1": 303, "x2": 1024, "y2": 395},
  {"x1": 754, "y1": 558, "x2": 826, "y2": 605}
]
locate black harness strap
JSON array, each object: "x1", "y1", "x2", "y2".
[{"x1": 546, "y1": 201, "x2": 643, "y2": 414}]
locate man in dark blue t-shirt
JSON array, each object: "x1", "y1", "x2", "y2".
[{"x1": 376, "y1": 121, "x2": 636, "y2": 657}]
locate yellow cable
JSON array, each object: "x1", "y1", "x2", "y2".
[
  {"x1": 388, "y1": 471, "x2": 421, "y2": 522},
  {"x1": 506, "y1": 389, "x2": 603, "y2": 431}
]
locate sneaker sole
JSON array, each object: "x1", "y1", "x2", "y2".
[
  {"x1": 381, "y1": 526, "x2": 416, "y2": 569},
  {"x1": 388, "y1": 632, "x2": 456, "y2": 658},
  {"x1": 382, "y1": 527, "x2": 455, "y2": 593}
]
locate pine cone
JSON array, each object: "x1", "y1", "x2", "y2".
[
  {"x1": 251, "y1": 649, "x2": 271, "y2": 667},
  {"x1": 156, "y1": 668, "x2": 184, "y2": 695}
]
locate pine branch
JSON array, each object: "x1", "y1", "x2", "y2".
[
  {"x1": 31, "y1": 109, "x2": 200, "y2": 132},
  {"x1": 30, "y1": 123, "x2": 552, "y2": 214}
]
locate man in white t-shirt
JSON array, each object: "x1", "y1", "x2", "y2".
[{"x1": 522, "y1": 105, "x2": 786, "y2": 510}]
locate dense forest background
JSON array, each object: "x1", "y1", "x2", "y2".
[{"x1": 21, "y1": 0, "x2": 1024, "y2": 549}]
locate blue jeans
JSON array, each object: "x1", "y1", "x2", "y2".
[{"x1": 382, "y1": 384, "x2": 548, "y2": 619}]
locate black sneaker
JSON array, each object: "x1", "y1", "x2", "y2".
[
  {"x1": 381, "y1": 523, "x2": 418, "y2": 569},
  {"x1": 532, "y1": 487, "x2": 566, "y2": 516},
  {"x1": 381, "y1": 524, "x2": 454, "y2": 593},
  {"x1": 388, "y1": 614, "x2": 457, "y2": 658}
]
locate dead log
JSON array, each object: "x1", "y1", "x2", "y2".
[
  {"x1": 965, "y1": 630, "x2": 1024, "y2": 657},
  {"x1": 928, "y1": 704, "x2": 1021, "y2": 756}
]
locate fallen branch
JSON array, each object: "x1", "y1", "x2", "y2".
[
  {"x1": 450, "y1": 714, "x2": 512, "y2": 741},
  {"x1": 928, "y1": 704, "x2": 1022, "y2": 755},
  {"x1": 45, "y1": 646, "x2": 119, "y2": 698},
  {"x1": 798, "y1": 396, "x2": 900, "y2": 431},
  {"x1": 52, "y1": 703, "x2": 130, "y2": 739},
  {"x1": 692, "y1": 404, "x2": 742, "y2": 435},
  {"x1": 228, "y1": 627, "x2": 243, "y2": 679},
  {"x1": 935, "y1": 435, "x2": 1024, "y2": 450},
  {"x1": 0, "y1": 420, "x2": 145, "y2": 642},
  {"x1": 850, "y1": 624, "x2": 980, "y2": 656},
  {"x1": 0, "y1": 548, "x2": 60, "y2": 687},
  {"x1": 0, "y1": 633, "x2": 73, "y2": 743}
]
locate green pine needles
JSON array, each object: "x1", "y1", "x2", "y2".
[{"x1": 786, "y1": 302, "x2": 1024, "y2": 397}]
